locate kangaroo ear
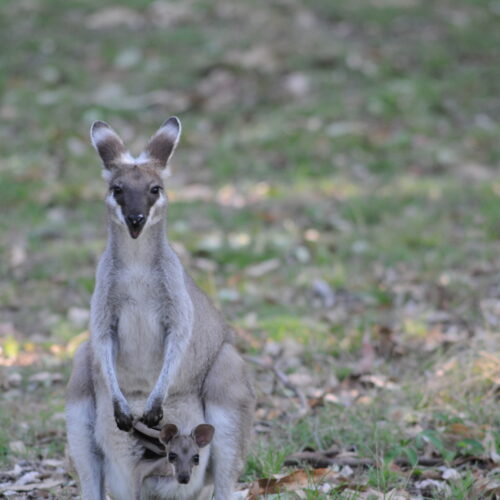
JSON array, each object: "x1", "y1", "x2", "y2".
[
  {"x1": 159, "y1": 423, "x2": 179, "y2": 445},
  {"x1": 192, "y1": 424, "x2": 214, "y2": 448},
  {"x1": 90, "y1": 121, "x2": 127, "y2": 170},
  {"x1": 143, "y1": 116, "x2": 181, "y2": 169}
]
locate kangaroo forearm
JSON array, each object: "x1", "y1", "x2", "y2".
[
  {"x1": 93, "y1": 332, "x2": 134, "y2": 430},
  {"x1": 149, "y1": 338, "x2": 185, "y2": 403},
  {"x1": 145, "y1": 266, "x2": 193, "y2": 406},
  {"x1": 93, "y1": 333, "x2": 124, "y2": 402},
  {"x1": 140, "y1": 326, "x2": 192, "y2": 427},
  {"x1": 147, "y1": 328, "x2": 191, "y2": 406}
]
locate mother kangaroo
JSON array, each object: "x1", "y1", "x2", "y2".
[{"x1": 66, "y1": 117, "x2": 255, "y2": 500}]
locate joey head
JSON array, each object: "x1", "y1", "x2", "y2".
[{"x1": 159, "y1": 423, "x2": 214, "y2": 485}]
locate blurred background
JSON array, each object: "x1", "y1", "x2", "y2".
[{"x1": 0, "y1": 0, "x2": 499, "y2": 497}]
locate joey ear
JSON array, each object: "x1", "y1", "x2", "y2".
[
  {"x1": 143, "y1": 116, "x2": 181, "y2": 169},
  {"x1": 192, "y1": 424, "x2": 214, "y2": 448},
  {"x1": 159, "y1": 423, "x2": 179, "y2": 444},
  {"x1": 90, "y1": 121, "x2": 127, "y2": 168}
]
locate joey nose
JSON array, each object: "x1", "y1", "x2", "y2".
[
  {"x1": 178, "y1": 473, "x2": 190, "y2": 484},
  {"x1": 127, "y1": 214, "x2": 145, "y2": 228}
]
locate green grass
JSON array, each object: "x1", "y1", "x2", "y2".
[{"x1": 0, "y1": 0, "x2": 499, "y2": 497}]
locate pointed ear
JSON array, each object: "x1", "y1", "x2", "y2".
[
  {"x1": 192, "y1": 424, "x2": 214, "y2": 448},
  {"x1": 143, "y1": 116, "x2": 181, "y2": 169},
  {"x1": 159, "y1": 423, "x2": 179, "y2": 445},
  {"x1": 90, "y1": 121, "x2": 127, "y2": 169}
]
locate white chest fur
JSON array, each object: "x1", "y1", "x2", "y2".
[{"x1": 115, "y1": 262, "x2": 165, "y2": 396}]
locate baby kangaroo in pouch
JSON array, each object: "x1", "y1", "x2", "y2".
[
  {"x1": 133, "y1": 421, "x2": 214, "y2": 500},
  {"x1": 66, "y1": 118, "x2": 255, "y2": 500}
]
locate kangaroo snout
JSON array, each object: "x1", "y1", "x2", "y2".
[
  {"x1": 126, "y1": 213, "x2": 146, "y2": 238},
  {"x1": 177, "y1": 473, "x2": 190, "y2": 484},
  {"x1": 127, "y1": 213, "x2": 145, "y2": 227}
]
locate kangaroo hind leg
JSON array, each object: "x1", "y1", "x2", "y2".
[
  {"x1": 203, "y1": 343, "x2": 255, "y2": 500},
  {"x1": 66, "y1": 341, "x2": 105, "y2": 500}
]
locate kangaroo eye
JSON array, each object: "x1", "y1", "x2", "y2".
[
  {"x1": 168, "y1": 452, "x2": 177, "y2": 462},
  {"x1": 150, "y1": 186, "x2": 161, "y2": 195},
  {"x1": 111, "y1": 186, "x2": 122, "y2": 196},
  {"x1": 192, "y1": 454, "x2": 199, "y2": 464}
]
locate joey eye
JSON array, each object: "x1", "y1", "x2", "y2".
[
  {"x1": 111, "y1": 186, "x2": 122, "y2": 196},
  {"x1": 150, "y1": 186, "x2": 161, "y2": 195},
  {"x1": 168, "y1": 452, "x2": 177, "y2": 462},
  {"x1": 192, "y1": 454, "x2": 199, "y2": 465}
]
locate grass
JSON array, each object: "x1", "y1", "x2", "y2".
[{"x1": 0, "y1": 0, "x2": 499, "y2": 497}]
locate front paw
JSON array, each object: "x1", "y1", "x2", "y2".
[
  {"x1": 113, "y1": 400, "x2": 133, "y2": 432},
  {"x1": 141, "y1": 402, "x2": 163, "y2": 428}
]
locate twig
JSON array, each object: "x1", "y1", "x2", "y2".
[
  {"x1": 285, "y1": 452, "x2": 445, "y2": 469},
  {"x1": 394, "y1": 457, "x2": 443, "y2": 467},
  {"x1": 284, "y1": 452, "x2": 374, "y2": 468}
]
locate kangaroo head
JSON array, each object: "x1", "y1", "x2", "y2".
[
  {"x1": 159, "y1": 423, "x2": 214, "y2": 485},
  {"x1": 90, "y1": 117, "x2": 181, "y2": 239}
]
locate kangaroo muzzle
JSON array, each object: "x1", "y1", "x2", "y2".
[
  {"x1": 126, "y1": 213, "x2": 146, "y2": 239},
  {"x1": 177, "y1": 472, "x2": 190, "y2": 484}
]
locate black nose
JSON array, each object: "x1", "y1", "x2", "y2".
[
  {"x1": 127, "y1": 214, "x2": 145, "y2": 228},
  {"x1": 178, "y1": 474, "x2": 190, "y2": 484}
]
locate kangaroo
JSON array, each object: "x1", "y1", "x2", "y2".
[
  {"x1": 65, "y1": 117, "x2": 255, "y2": 500},
  {"x1": 132, "y1": 421, "x2": 214, "y2": 500}
]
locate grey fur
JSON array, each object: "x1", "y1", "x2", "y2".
[{"x1": 66, "y1": 119, "x2": 255, "y2": 500}]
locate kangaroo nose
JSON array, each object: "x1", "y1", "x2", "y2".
[
  {"x1": 178, "y1": 473, "x2": 190, "y2": 484},
  {"x1": 127, "y1": 214, "x2": 145, "y2": 227}
]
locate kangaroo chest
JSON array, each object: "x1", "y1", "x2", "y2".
[{"x1": 114, "y1": 263, "x2": 169, "y2": 395}]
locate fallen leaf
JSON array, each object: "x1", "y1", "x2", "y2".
[
  {"x1": 245, "y1": 259, "x2": 281, "y2": 278},
  {"x1": 6, "y1": 371, "x2": 22, "y2": 388},
  {"x1": 28, "y1": 372, "x2": 63, "y2": 385},
  {"x1": 440, "y1": 467, "x2": 461, "y2": 480},
  {"x1": 470, "y1": 475, "x2": 500, "y2": 498},
  {"x1": 248, "y1": 468, "x2": 341, "y2": 498},
  {"x1": 17, "y1": 471, "x2": 40, "y2": 485},
  {"x1": 483, "y1": 430, "x2": 500, "y2": 464},
  {"x1": 415, "y1": 479, "x2": 451, "y2": 497},
  {"x1": 282, "y1": 72, "x2": 311, "y2": 99},
  {"x1": 86, "y1": 7, "x2": 143, "y2": 29},
  {"x1": 0, "y1": 478, "x2": 64, "y2": 492},
  {"x1": 9, "y1": 441, "x2": 26, "y2": 454},
  {"x1": 353, "y1": 332, "x2": 376, "y2": 375},
  {"x1": 311, "y1": 280, "x2": 335, "y2": 308},
  {"x1": 447, "y1": 422, "x2": 477, "y2": 439}
]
